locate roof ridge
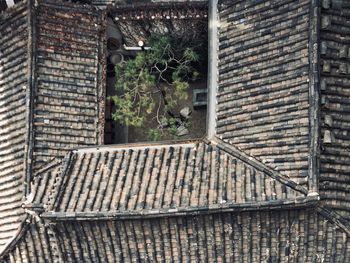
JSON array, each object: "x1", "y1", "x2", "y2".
[
  {"x1": 33, "y1": 157, "x2": 64, "y2": 179},
  {"x1": 47, "y1": 151, "x2": 76, "y2": 212},
  {"x1": 73, "y1": 139, "x2": 201, "y2": 153},
  {"x1": 210, "y1": 137, "x2": 309, "y2": 195},
  {"x1": 111, "y1": 1, "x2": 208, "y2": 10},
  {"x1": 0, "y1": 155, "x2": 70, "y2": 258},
  {"x1": 0, "y1": 215, "x2": 30, "y2": 260},
  {"x1": 0, "y1": 215, "x2": 63, "y2": 261},
  {"x1": 42, "y1": 195, "x2": 319, "y2": 221},
  {"x1": 317, "y1": 205, "x2": 350, "y2": 237},
  {"x1": 39, "y1": 139, "x2": 314, "y2": 218}
]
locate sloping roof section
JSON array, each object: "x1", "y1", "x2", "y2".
[
  {"x1": 0, "y1": 0, "x2": 105, "y2": 254},
  {"x1": 2, "y1": 209, "x2": 350, "y2": 262},
  {"x1": 52, "y1": 210, "x2": 350, "y2": 262},
  {"x1": 1, "y1": 220, "x2": 60, "y2": 263},
  {"x1": 0, "y1": 0, "x2": 28, "y2": 251},
  {"x1": 39, "y1": 139, "x2": 307, "y2": 218},
  {"x1": 216, "y1": 0, "x2": 311, "y2": 185},
  {"x1": 0, "y1": 0, "x2": 96, "y2": 13},
  {"x1": 29, "y1": 158, "x2": 64, "y2": 209},
  {"x1": 31, "y1": 0, "x2": 105, "y2": 171},
  {"x1": 0, "y1": 138, "x2": 321, "y2": 262},
  {"x1": 0, "y1": 158, "x2": 65, "y2": 262},
  {"x1": 319, "y1": 2, "x2": 350, "y2": 222}
]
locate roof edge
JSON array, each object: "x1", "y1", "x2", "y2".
[
  {"x1": 210, "y1": 137, "x2": 309, "y2": 196},
  {"x1": 73, "y1": 139, "x2": 201, "y2": 153},
  {"x1": 110, "y1": 1, "x2": 208, "y2": 11},
  {"x1": 0, "y1": 215, "x2": 30, "y2": 260},
  {"x1": 33, "y1": 157, "x2": 63, "y2": 178},
  {"x1": 317, "y1": 205, "x2": 350, "y2": 236},
  {"x1": 41, "y1": 194, "x2": 319, "y2": 221},
  {"x1": 307, "y1": 0, "x2": 321, "y2": 192}
]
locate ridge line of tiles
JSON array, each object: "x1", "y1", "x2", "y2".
[
  {"x1": 317, "y1": 205, "x2": 350, "y2": 237},
  {"x1": 41, "y1": 195, "x2": 319, "y2": 221},
  {"x1": 32, "y1": 158, "x2": 63, "y2": 179},
  {"x1": 45, "y1": 152, "x2": 76, "y2": 212},
  {"x1": 110, "y1": 1, "x2": 208, "y2": 11},
  {"x1": 0, "y1": 214, "x2": 30, "y2": 259},
  {"x1": 40, "y1": 138, "x2": 311, "y2": 216},
  {"x1": 210, "y1": 137, "x2": 309, "y2": 195},
  {"x1": 23, "y1": 0, "x2": 36, "y2": 197},
  {"x1": 73, "y1": 139, "x2": 200, "y2": 153},
  {"x1": 54, "y1": 152, "x2": 77, "y2": 207}
]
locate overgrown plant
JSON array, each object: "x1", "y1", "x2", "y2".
[{"x1": 111, "y1": 35, "x2": 200, "y2": 140}]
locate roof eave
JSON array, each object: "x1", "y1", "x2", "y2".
[{"x1": 41, "y1": 194, "x2": 320, "y2": 221}]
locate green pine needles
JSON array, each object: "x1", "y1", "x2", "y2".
[{"x1": 111, "y1": 35, "x2": 200, "y2": 140}]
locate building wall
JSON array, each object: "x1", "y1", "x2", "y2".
[
  {"x1": 31, "y1": 0, "x2": 105, "y2": 171},
  {"x1": 319, "y1": 1, "x2": 350, "y2": 220},
  {"x1": 0, "y1": 1, "x2": 28, "y2": 250},
  {"x1": 216, "y1": 0, "x2": 311, "y2": 185}
]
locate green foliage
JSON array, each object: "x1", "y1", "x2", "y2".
[
  {"x1": 147, "y1": 129, "x2": 161, "y2": 141},
  {"x1": 174, "y1": 80, "x2": 189, "y2": 100},
  {"x1": 168, "y1": 118, "x2": 179, "y2": 136},
  {"x1": 111, "y1": 35, "x2": 200, "y2": 140}
]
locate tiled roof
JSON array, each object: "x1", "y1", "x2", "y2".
[
  {"x1": 50, "y1": 210, "x2": 350, "y2": 262},
  {"x1": 319, "y1": 2, "x2": 350, "y2": 222},
  {"x1": 31, "y1": 0, "x2": 105, "y2": 171},
  {"x1": 0, "y1": 0, "x2": 107, "y2": 13},
  {"x1": 1, "y1": 0, "x2": 350, "y2": 262},
  {"x1": 0, "y1": 1, "x2": 28, "y2": 251},
  {"x1": 1, "y1": 220, "x2": 59, "y2": 262},
  {"x1": 41, "y1": 139, "x2": 307, "y2": 217},
  {"x1": 0, "y1": 0, "x2": 105, "y2": 254},
  {"x1": 216, "y1": 0, "x2": 311, "y2": 185},
  {"x1": 110, "y1": 1, "x2": 208, "y2": 47},
  {"x1": 2, "y1": 209, "x2": 350, "y2": 262},
  {"x1": 30, "y1": 158, "x2": 63, "y2": 208},
  {"x1": 0, "y1": 138, "x2": 325, "y2": 262}
]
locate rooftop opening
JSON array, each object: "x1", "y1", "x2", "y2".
[{"x1": 104, "y1": 2, "x2": 209, "y2": 144}]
